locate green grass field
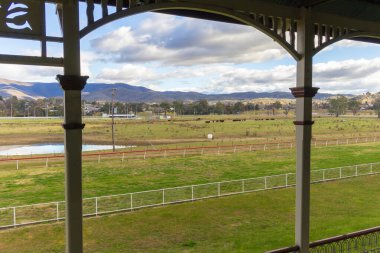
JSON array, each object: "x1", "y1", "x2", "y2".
[
  {"x1": 0, "y1": 116, "x2": 379, "y2": 147},
  {"x1": 0, "y1": 174, "x2": 379, "y2": 252},
  {"x1": 1, "y1": 116, "x2": 380, "y2": 252},
  {"x1": 0, "y1": 142, "x2": 379, "y2": 207}
]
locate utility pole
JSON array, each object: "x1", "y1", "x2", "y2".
[{"x1": 111, "y1": 88, "x2": 116, "y2": 152}]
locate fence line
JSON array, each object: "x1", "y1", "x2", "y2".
[
  {"x1": 1, "y1": 161, "x2": 380, "y2": 229},
  {"x1": 1, "y1": 135, "x2": 380, "y2": 170}
]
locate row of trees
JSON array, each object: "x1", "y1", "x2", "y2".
[
  {"x1": 328, "y1": 95, "x2": 380, "y2": 117},
  {"x1": 99, "y1": 100, "x2": 272, "y2": 116},
  {"x1": 0, "y1": 96, "x2": 63, "y2": 117}
]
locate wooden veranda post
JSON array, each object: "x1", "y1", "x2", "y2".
[
  {"x1": 56, "y1": 1, "x2": 88, "y2": 252},
  {"x1": 291, "y1": 8, "x2": 319, "y2": 253}
]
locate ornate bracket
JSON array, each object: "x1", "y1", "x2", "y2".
[
  {"x1": 290, "y1": 87, "x2": 319, "y2": 98},
  {"x1": 56, "y1": 75, "x2": 89, "y2": 91}
]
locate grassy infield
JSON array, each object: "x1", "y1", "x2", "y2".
[{"x1": 0, "y1": 117, "x2": 379, "y2": 252}]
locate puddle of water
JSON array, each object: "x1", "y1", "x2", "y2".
[{"x1": 0, "y1": 144, "x2": 127, "y2": 156}]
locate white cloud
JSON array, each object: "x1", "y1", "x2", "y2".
[{"x1": 90, "y1": 13, "x2": 289, "y2": 66}]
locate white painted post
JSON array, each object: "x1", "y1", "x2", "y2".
[
  {"x1": 370, "y1": 163, "x2": 373, "y2": 174},
  {"x1": 162, "y1": 189, "x2": 165, "y2": 205},
  {"x1": 277, "y1": 143, "x2": 280, "y2": 149},
  {"x1": 292, "y1": 8, "x2": 315, "y2": 253},
  {"x1": 130, "y1": 193, "x2": 133, "y2": 210},
  {"x1": 325, "y1": 140, "x2": 328, "y2": 146},
  {"x1": 242, "y1": 179, "x2": 245, "y2": 193},
  {"x1": 249, "y1": 145, "x2": 252, "y2": 152},
  {"x1": 286, "y1": 174, "x2": 288, "y2": 187},
  {"x1": 95, "y1": 197, "x2": 98, "y2": 216},
  {"x1": 218, "y1": 182, "x2": 221, "y2": 196},
  {"x1": 264, "y1": 176, "x2": 267, "y2": 189},
  {"x1": 339, "y1": 167, "x2": 342, "y2": 178},
  {"x1": 16, "y1": 160, "x2": 19, "y2": 170},
  {"x1": 191, "y1": 185, "x2": 194, "y2": 200},
  {"x1": 56, "y1": 202, "x2": 59, "y2": 221},
  {"x1": 144, "y1": 150, "x2": 147, "y2": 160},
  {"x1": 122, "y1": 153, "x2": 124, "y2": 162},
  {"x1": 13, "y1": 207, "x2": 16, "y2": 227},
  {"x1": 314, "y1": 141, "x2": 317, "y2": 147}
]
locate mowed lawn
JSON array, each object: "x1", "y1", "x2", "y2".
[
  {"x1": 0, "y1": 143, "x2": 379, "y2": 207},
  {"x1": 0, "y1": 174, "x2": 379, "y2": 252}
]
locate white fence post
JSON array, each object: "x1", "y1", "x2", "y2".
[
  {"x1": 242, "y1": 179, "x2": 245, "y2": 193},
  {"x1": 162, "y1": 189, "x2": 165, "y2": 205},
  {"x1": 218, "y1": 182, "x2": 221, "y2": 196},
  {"x1": 95, "y1": 197, "x2": 98, "y2": 216},
  {"x1": 191, "y1": 185, "x2": 194, "y2": 200},
  {"x1": 323, "y1": 170, "x2": 325, "y2": 181},
  {"x1": 249, "y1": 145, "x2": 252, "y2": 152},
  {"x1": 130, "y1": 193, "x2": 133, "y2": 210},
  {"x1": 339, "y1": 167, "x2": 342, "y2": 179},
  {"x1": 286, "y1": 174, "x2": 288, "y2": 187},
  {"x1": 325, "y1": 140, "x2": 328, "y2": 146},
  {"x1": 98, "y1": 155, "x2": 100, "y2": 164},
  {"x1": 122, "y1": 153, "x2": 125, "y2": 163},
  {"x1": 16, "y1": 160, "x2": 19, "y2": 170},
  {"x1": 314, "y1": 141, "x2": 317, "y2": 147},
  {"x1": 56, "y1": 202, "x2": 59, "y2": 220},
  {"x1": 370, "y1": 163, "x2": 373, "y2": 174},
  {"x1": 13, "y1": 207, "x2": 16, "y2": 227},
  {"x1": 277, "y1": 143, "x2": 280, "y2": 149},
  {"x1": 264, "y1": 177, "x2": 267, "y2": 189},
  {"x1": 145, "y1": 150, "x2": 147, "y2": 160},
  {"x1": 290, "y1": 143, "x2": 293, "y2": 149}
]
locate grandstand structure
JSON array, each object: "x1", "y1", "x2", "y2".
[{"x1": 1, "y1": 0, "x2": 380, "y2": 252}]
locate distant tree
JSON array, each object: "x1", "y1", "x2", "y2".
[
  {"x1": 160, "y1": 102, "x2": 171, "y2": 116},
  {"x1": 348, "y1": 99, "x2": 361, "y2": 115},
  {"x1": 215, "y1": 102, "x2": 225, "y2": 115},
  {"x1": 233, "y1": 102, "x2": 245, "y2": 114},
  {"x1": 373, "y1": 98, "x2": 380, "y2": 118},
  {"x1": 272, "y1": 101, "x2": 282, "y2": 110},
  {"x1": 328, "y1": 96, "x2": 348, "y2": 117}
]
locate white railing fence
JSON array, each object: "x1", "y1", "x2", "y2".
[
  {"x1": 2, "y1": 135, "x2": 380, "y2": 171},
  {"x1": 1, "y1": 162, "x2": 380, "y2": 229}
]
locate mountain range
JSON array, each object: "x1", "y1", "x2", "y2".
[{"x1": 0, "y1": 78, "x2": 341, "y2": 102}]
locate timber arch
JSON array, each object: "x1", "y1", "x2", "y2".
[{"x1": 78, "y1": 1, "x2": 302, "y2": 60}]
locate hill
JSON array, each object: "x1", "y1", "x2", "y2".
[{"x1": 0, "y1": 78, "x2": 341, "y2": 102}]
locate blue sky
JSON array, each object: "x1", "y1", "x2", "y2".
[{"x1": 1, "y1": 2, "x2": 380, "y2": 95}]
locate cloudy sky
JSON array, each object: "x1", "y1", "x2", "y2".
[{"x1": 1, "y1": 3, "x2": 380, "y2": 95}]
